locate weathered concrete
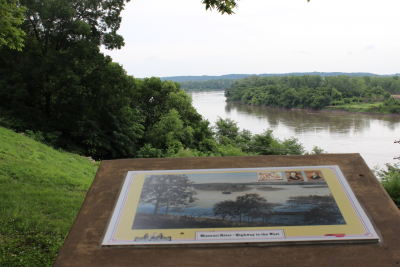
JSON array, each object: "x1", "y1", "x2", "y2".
[{"x1": 53, "y1": 154, "x2": 400, "y2": 267}]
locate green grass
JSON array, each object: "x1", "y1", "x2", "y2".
[
  {"x1": 0, "y1": 127, "x2": 99, "y2": 266},
  {"x1": 325, "y1": 101, "x2": 385, "y2": 113}
]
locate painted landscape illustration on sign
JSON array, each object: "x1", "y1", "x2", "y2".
[{"x1": 132, "y1": 171, "x2": 346, "y2": 229}]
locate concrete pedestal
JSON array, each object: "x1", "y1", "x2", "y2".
[{"x1": 54, "y1": 154, "x2": 400, "y2": 267}]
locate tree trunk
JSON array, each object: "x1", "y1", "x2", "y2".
[
  {"x1": 45, "y1": 92, "x2": 52, "y2": 116},
  {"x1": 154, "y1": 200, "x2": 159, "y2": 215},
  {"x1": 165, "y1": 200, "x2": 170, "y2": 214}
]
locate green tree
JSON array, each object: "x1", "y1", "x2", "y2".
[
  {"x1": 202, "y1": 0, "x2": 310, "y2": 15},
  {"x1": 305, "y1": 146, "x2": 327, "y2": 155},
  {"x1": 279, "y1": 88, "x2": 299, "y2": 108},
  {"x1": 310, "y1": 94, "x2": 326, "y2": 109},
  {"x1": 248, "y1": 130, "x2": 276, "y2": 155},
  {"x1": 374, "y1": 163, "x2": 400, "y2": 209},
  {"x1": 214, "y1": 116, "x2": 239, "y2": 140},
  {"x1": 331, "y1": 87, "x2": 343, "y2": 101},
  {"x1": 145, "y1": 109, "x2": 193, "y2": 153},
  {"x1": 354, "y1": 78, "x2": 367, "y2": 98},
  {"x1": 202, "y1": 0, "x2": 238, "y2": 14},
  {"x1": 133, "y1": 77, "x2": 215, "y2": 155},
  {"x1": 0, "y1": 0, "x2": 26, "y2": 50},
  {"x1": 280, "y1": 137, "x2": 305, "y2": 155},
  {"x1": 0, "y1": 0, "x2": 138, "y2": 159},
  {"x1": 0, "y1": 50, "x2": 145, "y2": 159}
]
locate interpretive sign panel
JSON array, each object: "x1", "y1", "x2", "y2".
[{"x1": 102, "y1": 165, "x2": 379, "y2": 246}]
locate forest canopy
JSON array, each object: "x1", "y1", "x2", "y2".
[
  {"x1": 225, "y1": 75, "x2": 400, "y2": 113},
  {"x1": 0, "y1": 0, "x2": 323, "y2": 160}
]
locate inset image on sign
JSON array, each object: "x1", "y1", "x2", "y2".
[
  {"x1": 285, "y1": 171, "x2": 304, "y2": 181},
  {"x1": 305, "y1": 170, "x2": 324, "y2": 181},
  {"x1": 102, "y1": 166, "x2": 379, "y2": 246},
  {"x1": 132, "y1": 172, "x2": 344, "y2": 230},
  {"x1": 257, "y1": 172, "x2": 284, "y2": 181}
]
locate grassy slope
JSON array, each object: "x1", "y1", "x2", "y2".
[{"x1": 0, "y1": 127, "x2": 99, "y2": 266}]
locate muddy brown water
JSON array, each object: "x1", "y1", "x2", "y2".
[{"x1": 189, "y1": 90, "x2": 400, "y2": 169}]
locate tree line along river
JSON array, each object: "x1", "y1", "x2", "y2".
[{"x1": 188, "y1": 90, "x2": 400, "y2": 169}]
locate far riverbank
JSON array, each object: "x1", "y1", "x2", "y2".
[{"x1": 225, "y1": 100, "x2": 400, "y2": 117}]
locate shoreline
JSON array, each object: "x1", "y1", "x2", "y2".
[{"x1": 226, "y1": 100, "x2": 400, "y2": 117}]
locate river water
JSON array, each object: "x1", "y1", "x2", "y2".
[{"x1": 188, "y1": 90, "x2": 400, "y2": 169}]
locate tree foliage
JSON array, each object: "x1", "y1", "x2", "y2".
[
  {"x1": 139, "y1": 175, "x2": 197, "y2": 215},
  {"x1": 0, "y1": 0, "x2": 138, "y2": 159},
  {"x1": 225, "y1": 75, "x2": 398, "y2": 112},
  {"x1": 0, "y1": 0, "x2": 223, "y2": 160},
  {"x1": 214, "y1": 117, "x2": 239, "y2": 140},
  {"x1": 213, "y1": 193, "x2": 272, "y2": 222},
  {"x1": 287, "y1": 195, "x2": 342, "y2": 224},
  {"x1": 0, "y1": 0, "x2": 311, "y2": 160},
  {"x1": 21, "y1": 0, "x2": 128, "y2": 51},
  {"x1": 202, "y1": 0, "x2": 312, "y2": 15},
  {"x1": 179, "y1": 79, "x2": 235, "y2": 91},
  {"x1": 0, "y1": 0, "x2": 26, "y2": 50},
  {"x1": 213, "y1": 117, "x2": 305, "y2": 156},
  {"x1": 133, "y1": 77, "x2": 216, "y2": 157},
  {"x1": 374, "y1": 163, "x2": 400, "y2": 209},
  {"x1": 202, "y1": 0, "x2": 238, "y2": 15},
  {"x1": 213, "y1": 200, "x2": 236, "y2": 220}
]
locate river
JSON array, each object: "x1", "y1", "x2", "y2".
[{"x1": 188, "y1": 90, "x2": 400, "y2": 169}]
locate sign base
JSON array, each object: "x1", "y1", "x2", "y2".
[{"x1": 54, "y1": 154, "x2": 400, "y2": 267}]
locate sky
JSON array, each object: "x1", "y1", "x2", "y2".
[
  {"x1": 147, "y1": 172, "x2": 257, "y2": 184},
  {"x1": 101, "y1": 0, "x2": 400, "y2": 78},
  {"x1": 186, "y1": 172, "x2": 257, "y2": 184}
]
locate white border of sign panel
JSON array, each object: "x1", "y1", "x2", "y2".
[{"x1": 102, "y1": 165, "x2": 379, "y2": 246}]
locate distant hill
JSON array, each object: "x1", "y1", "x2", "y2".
[{"x1": 159, "y1": 72, "x2": 399, "y2": 82}]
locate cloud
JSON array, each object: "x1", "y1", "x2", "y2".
[
  {"x1": 146, "y1": 55, "x2": 158, "y2": 61},
  {"x1": 347, "y1": 51, "x2": 354, "y2": 54},
  {"x1": 299, "y1": 50, "x2": 310, "y2": 54},
  {"x1": 365, "y1": 45, "x2": 377, "y2": 50}
]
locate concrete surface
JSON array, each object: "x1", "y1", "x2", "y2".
[{"x1": 53, "y1": 154, "x2": 400, "y2": 267}]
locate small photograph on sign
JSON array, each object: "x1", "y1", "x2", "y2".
[
  {"x1": 257, "y1": 172, "x2": 284, "y2": 181},
  {"x1": 304, "y1": 170, "x2": 324, "y2": 181},
  {"x1": 285, "y1": 171, "x2": 304, "y2": 181}
]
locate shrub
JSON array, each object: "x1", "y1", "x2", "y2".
[{"x1": 373, "y1": 163, "x2": 400, "y2": 208}]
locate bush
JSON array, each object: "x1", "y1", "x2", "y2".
[
  {"x1": 373, "y1": 163, "x2": 400, "y2": 209},
  {"x1": 305, "y1": 146, "x2": 328, "y2": 155},
  {"x1": 374, "y1": 98, "x2": 400, "y2": 114},
  {"x1": 330, "y1": 100, "x2": 344, "y2": 106}
]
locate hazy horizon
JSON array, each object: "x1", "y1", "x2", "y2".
[{"x1": 100, "y1": 0, "x2": 400, "y2": 78}]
